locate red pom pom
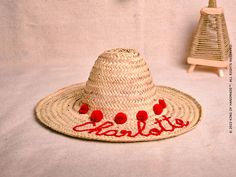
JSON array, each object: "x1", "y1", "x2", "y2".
[
  {"x1": 114, "y1": 112, "x2": 127, "y2": 124},
  {"x1": 153, "y1": 104, "x2": 163, "y2": 115},
  {"x1": 136, "y1": 110, "x2": 148, "y2": 122},
  {"x1": 159, "y1": 99, "x2": 167, "y2": 108},
  {"x1": 79, "y1": 104, "x2": 89, "y2": 114},
  {"x1": 90, "y1": 110, "x2": 103, "y2": 122}
]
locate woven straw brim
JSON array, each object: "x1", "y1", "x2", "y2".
[{"x1": 35, "y1": 83, "x2": 202, "y2": 142}]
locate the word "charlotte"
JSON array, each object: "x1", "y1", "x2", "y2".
[{"x1": 73, "y1": 116, "x2": 189, "y2": 138}]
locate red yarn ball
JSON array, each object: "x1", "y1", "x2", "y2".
[
  {"x1": 153, "y1": 104, "x2": 163, "y2": 115},
  {"x1": 79, "y1": 104, "x2": 89, "y2": 114},
  {"x1": 114, "y1": 112, "x2": 127, "y2": 124},
  {"x1": 159, "y1": 99, "x2": 167, "y2": 109},
  {"x1": 90, "y1": 110, "x2": 103, "y2": 122},
  {"x1": 136, "y1": 110, "x2": 148, "y2": 122}
]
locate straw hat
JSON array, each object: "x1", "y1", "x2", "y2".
[{"x1": 36, "y1": 48, "x2": 202, "y2": 142}]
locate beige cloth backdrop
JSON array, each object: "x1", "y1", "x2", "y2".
[{"x1": 0, "y1": 0, "x2": 236, "y2": 177}]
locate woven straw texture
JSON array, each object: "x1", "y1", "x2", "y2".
[
  {"x1": 189, "y1": 0, "x2": 230, "y2": 61},
  {"x1": 36, "y1": 48, "x2": 202, "y2": 142},
  {"x1": 208, "y1": 0, "x2": 217, "y2": 8}
]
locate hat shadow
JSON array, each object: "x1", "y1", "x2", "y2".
[{"x1": 178, "y1": 22, "x2": 196, "y2": 70}]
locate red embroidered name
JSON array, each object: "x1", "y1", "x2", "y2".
[{"x1": 73, "y1": 116, "x2": 189, "y2": 138}]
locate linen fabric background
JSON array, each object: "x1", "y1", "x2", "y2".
[{"x1": 0, "y1": 0, "x2": 236, "y2": 177}]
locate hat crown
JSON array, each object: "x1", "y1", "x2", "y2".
[{"x1": 83, "y1": 48, "x2": 157, "y2": 118}]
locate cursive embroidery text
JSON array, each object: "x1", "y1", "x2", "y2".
[{"x1": 73, "y1": 116, "x2": 189, "y2": 138}]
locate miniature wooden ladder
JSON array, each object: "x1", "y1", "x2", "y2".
[{"x1": 187, "y1": 0, "x2": 231, "y2": 77}]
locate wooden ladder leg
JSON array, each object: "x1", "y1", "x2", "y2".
[
  {"x1": 218, "y1": 68, "x2": 224, "y2": 77},
  {"x1": 188, "y1": 64, "x2": 196, "y2": 73}
]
